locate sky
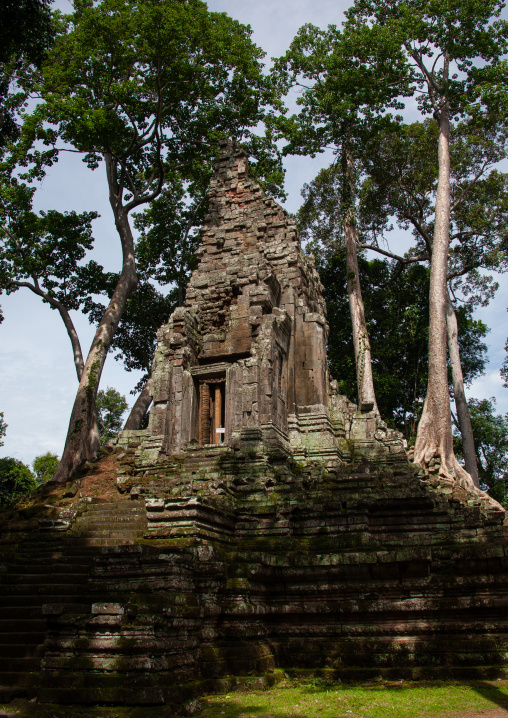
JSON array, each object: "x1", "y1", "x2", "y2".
[{"x1": 0, "y1": 0, "x2": 507, "y2": 465}]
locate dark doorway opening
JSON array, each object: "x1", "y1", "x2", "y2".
[{"x1": 198, "y1": 377, "x2": 226, "y2": 445}]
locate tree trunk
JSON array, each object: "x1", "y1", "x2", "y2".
[
  {"x1": 342, "y1": 141, "x2": 378, "y2": 412},
  {"x1": 413, "y1": 99, "x2": 473, "y2": 487},
  {"x1": 124, "y1": 380, "x2": 152, "y2": 430},
  {"x1": 446, "y1": 291, "x2": 480, "y2": 486},
  {"x1": 15, "y1": 281, "x2": 85, "y2": 380},
  {"x1": 52, "y1": 194, "x2": 138, "y2": 482}
]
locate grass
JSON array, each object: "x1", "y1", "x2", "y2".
[
  {"x1": 199, "y1": 679, "x2": 508, "y2": 718},
  {"x1": 3, "y1": 679, "x2": 508, "y2": 717}
]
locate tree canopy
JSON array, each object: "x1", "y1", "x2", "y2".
[
  {"x1": 11, "y1": 0, "x2": 284, "y2": 482},
  {"x1": 97, "y1": 387, "x2": 129, "y2": 445}
]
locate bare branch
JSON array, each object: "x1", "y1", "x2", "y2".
[{"x1": 7, "y1": 279, "x2": 85, "y2": 379}]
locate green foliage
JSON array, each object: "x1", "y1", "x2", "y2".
[
  {"x1": 34, "y1": 0, "x2": 283, "y2": 195},
  {"x1": 359, "y1": 119, "x2": 508, "y2": 306},
  {"x1": 97, "y1": 387, "x2": 128, "y2": 445},
  {"x1": 272, "y1": 21, "x2": 409, "y2": 159},
  {"x1": 0, "y1": 457, "x2": 38, "y2": 507},
  {"x1": 316, "y1": 252, "x2": 487, "y2": 440},
  {"x1": 0, "y1": 0, "x2": 55, "y2": 147},
  {"x1": 134, "y1": 177, "x2": 205, "y2": 299},
  {"x1": 0, "y1": 0, "x2": 55, "y2": 67},
  {"x1": 346, "y1": 0, "x2": 508, "y2": 124},
  {"x1": 272, "y1": 19, "x2": 410, "y2": 240},
  {"x1": 455, "y1": 398, "x2": 508, "y2": 505},
  {"x1": 0, "y1": 412, "x2": 6, "y2": 448},
  {"x1": 502, "y1": 332, "x2": 508, "y2": 388},
  {"x1": 32, "y1": 451, "x2": 59, "y2": 483},
  {"x1": 0, "y1": 177, "x2": 99, "y2": 310}
]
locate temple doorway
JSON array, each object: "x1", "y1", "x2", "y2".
[{"x1": 198, "y1": 377, "x2": 226, "y2": 445}]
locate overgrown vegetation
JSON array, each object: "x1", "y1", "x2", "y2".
[
  {"x1": 3, "y1": 679, "x2": 508, "y2": 717},
  {"x1": 0, "y1": 456, "x2": 38, "y2": 507}
]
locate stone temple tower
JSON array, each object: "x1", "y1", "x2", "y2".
[
  {"x1": 134, "y1": 139, "x2": 405, "y2": 466},
  {"x1": 3, "y1": 140, "x2": 506, "y2": 710}
]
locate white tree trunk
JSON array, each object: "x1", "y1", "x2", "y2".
[
  {"x1": 414, "y1": 102, "x2": 474, "y2": 487},
  {"x1": 446, "y1": 292, "x2": 480, "y2": 486}
]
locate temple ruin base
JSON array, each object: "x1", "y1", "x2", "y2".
[{"x1": 0, "y1": 443, "x2": 507, "y2": 708}]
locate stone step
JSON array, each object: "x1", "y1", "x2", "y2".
[
  {"x1": 73, "y1": 538, "x2": 136, "y2": 547},
  {"x1": 0, "y1": 572, "x2": 87, "y2": 586},
  {"x1": 73, "y1": 528, "x2": 144, "y2": 539},
  {"x1": 5, "y1": 562, "x2": 92, "y2": 575},
  {"x1": 0, "y1": 594, "x2": 80, "y2": 608},
  {"x1": 0, "y1": 684, "x2": 27, "y2": 702},
  {"x1": 0, "y1": 620, "x2": 45, "y2": 632},
  {"x1": 82, "y1": 501, "x2": 145, "y2": 512},
  {"x1": 0, "y1": 583, "x2": 84, "y2": 596},
  {"x1": 0, "y1": 671, "x2": 37, "y2": 687},
  {"x1": 78, "y1": 510, "x2": 146, "y2": 519},
  {"x1": 0, "y1": 643, "x2": 43, "y2": 658},
  {"x1": 76, "y1": 514, "x2": 146, "y2": 523},
  {"x1": 5, "y1": 550, "x2": 93, "y2": 561},
  {"x1": 0, "y1": 657, "x2": 40, "y2": 671},
  {"x1": 75, "y1": 522, "x2": 146, "y2": 532}
]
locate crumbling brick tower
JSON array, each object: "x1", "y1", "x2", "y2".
[{"x1": 135, "y1": 138, "x2": 404, "y2": 466}]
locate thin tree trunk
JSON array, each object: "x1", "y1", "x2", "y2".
[
  {"x1": 446, "y1": 291, "x2": 480, "y2": 486},
  {"x1": 14, "y1": 280, "x2": 85, "y2": 380},
  {"x1": 413, "y1": 90, "x2": 473, "y2": 486},
  {"x1": 52, "y1": 162, "x2": 138, "y2": 482},
  {"x1": 342, "y1": 141, "x2": 378, "y2": 412},
  {"x1": 124, "y1": 380, "x2": 152, "y2": 430}
]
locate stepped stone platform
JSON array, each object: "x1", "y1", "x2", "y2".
[{"x1": 1, "y1": 140, "x2": 507, "y2": 710}]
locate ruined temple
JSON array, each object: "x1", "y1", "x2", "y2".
[
  {"x1": 127, "y1": 138, "x2": 404, "y2": 467},
  {"x1": 1, "y1": 140, "x2": 508, "y2": 709}
]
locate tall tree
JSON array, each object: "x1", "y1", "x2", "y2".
[
  {"x1": 32, "y1": 452, "x2": 59, "y2": 484},
  {"x1": 358, "y1": 119, "x2": 508, "y2": 485},
  {"x1": 272, "y1": 23, "x2": 410, "y2": 411},
  {"x1": 0, "y1": 457, "x2": 38, "y2": 507},
  {"x1": 84, "y1": 278, "x2": 177, "y2": 429},
  {"x1": 345, "y1": 0, "x2": 508, "y2": 484},
  {"x1": 80, "y1": 174, "x2": 207, "y2": 430},
  {"x1": 22, "y1": 0, "x2": 282, "y2": 481},
  {"x1": 299, "y1": 231, "x2": 487, "y2": 441},
  {"x1": 454, "y1": 398, "x2": 508, "y2": 506},
  {"x1": 502, "y1": 334, "x2": 508, "y2": 387}
]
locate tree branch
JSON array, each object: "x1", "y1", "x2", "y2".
[{"x1": 8, "y1": 279, "x2": 85, "y2": 380}]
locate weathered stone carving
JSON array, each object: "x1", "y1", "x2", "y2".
[{"x1": 131, "y1": 138, "x2": 405, "y2": 467}]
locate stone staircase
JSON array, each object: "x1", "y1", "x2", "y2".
[
  {"x1": 0, "y1": 498, "x2": 147, "y2": 701},
  {"x1": 0, "y1": 540, "x2": 94, "y2": 701},
  {"x1": 73, "y1": 498, "x2": 147, "y2": 547}
]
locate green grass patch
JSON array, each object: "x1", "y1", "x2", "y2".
[
  {"x1": 3, "y1": 680, "x2": 508, "y2": 717},
  {"x1": 200, "y1": 679, "x2": 508, "y2": 718}
]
